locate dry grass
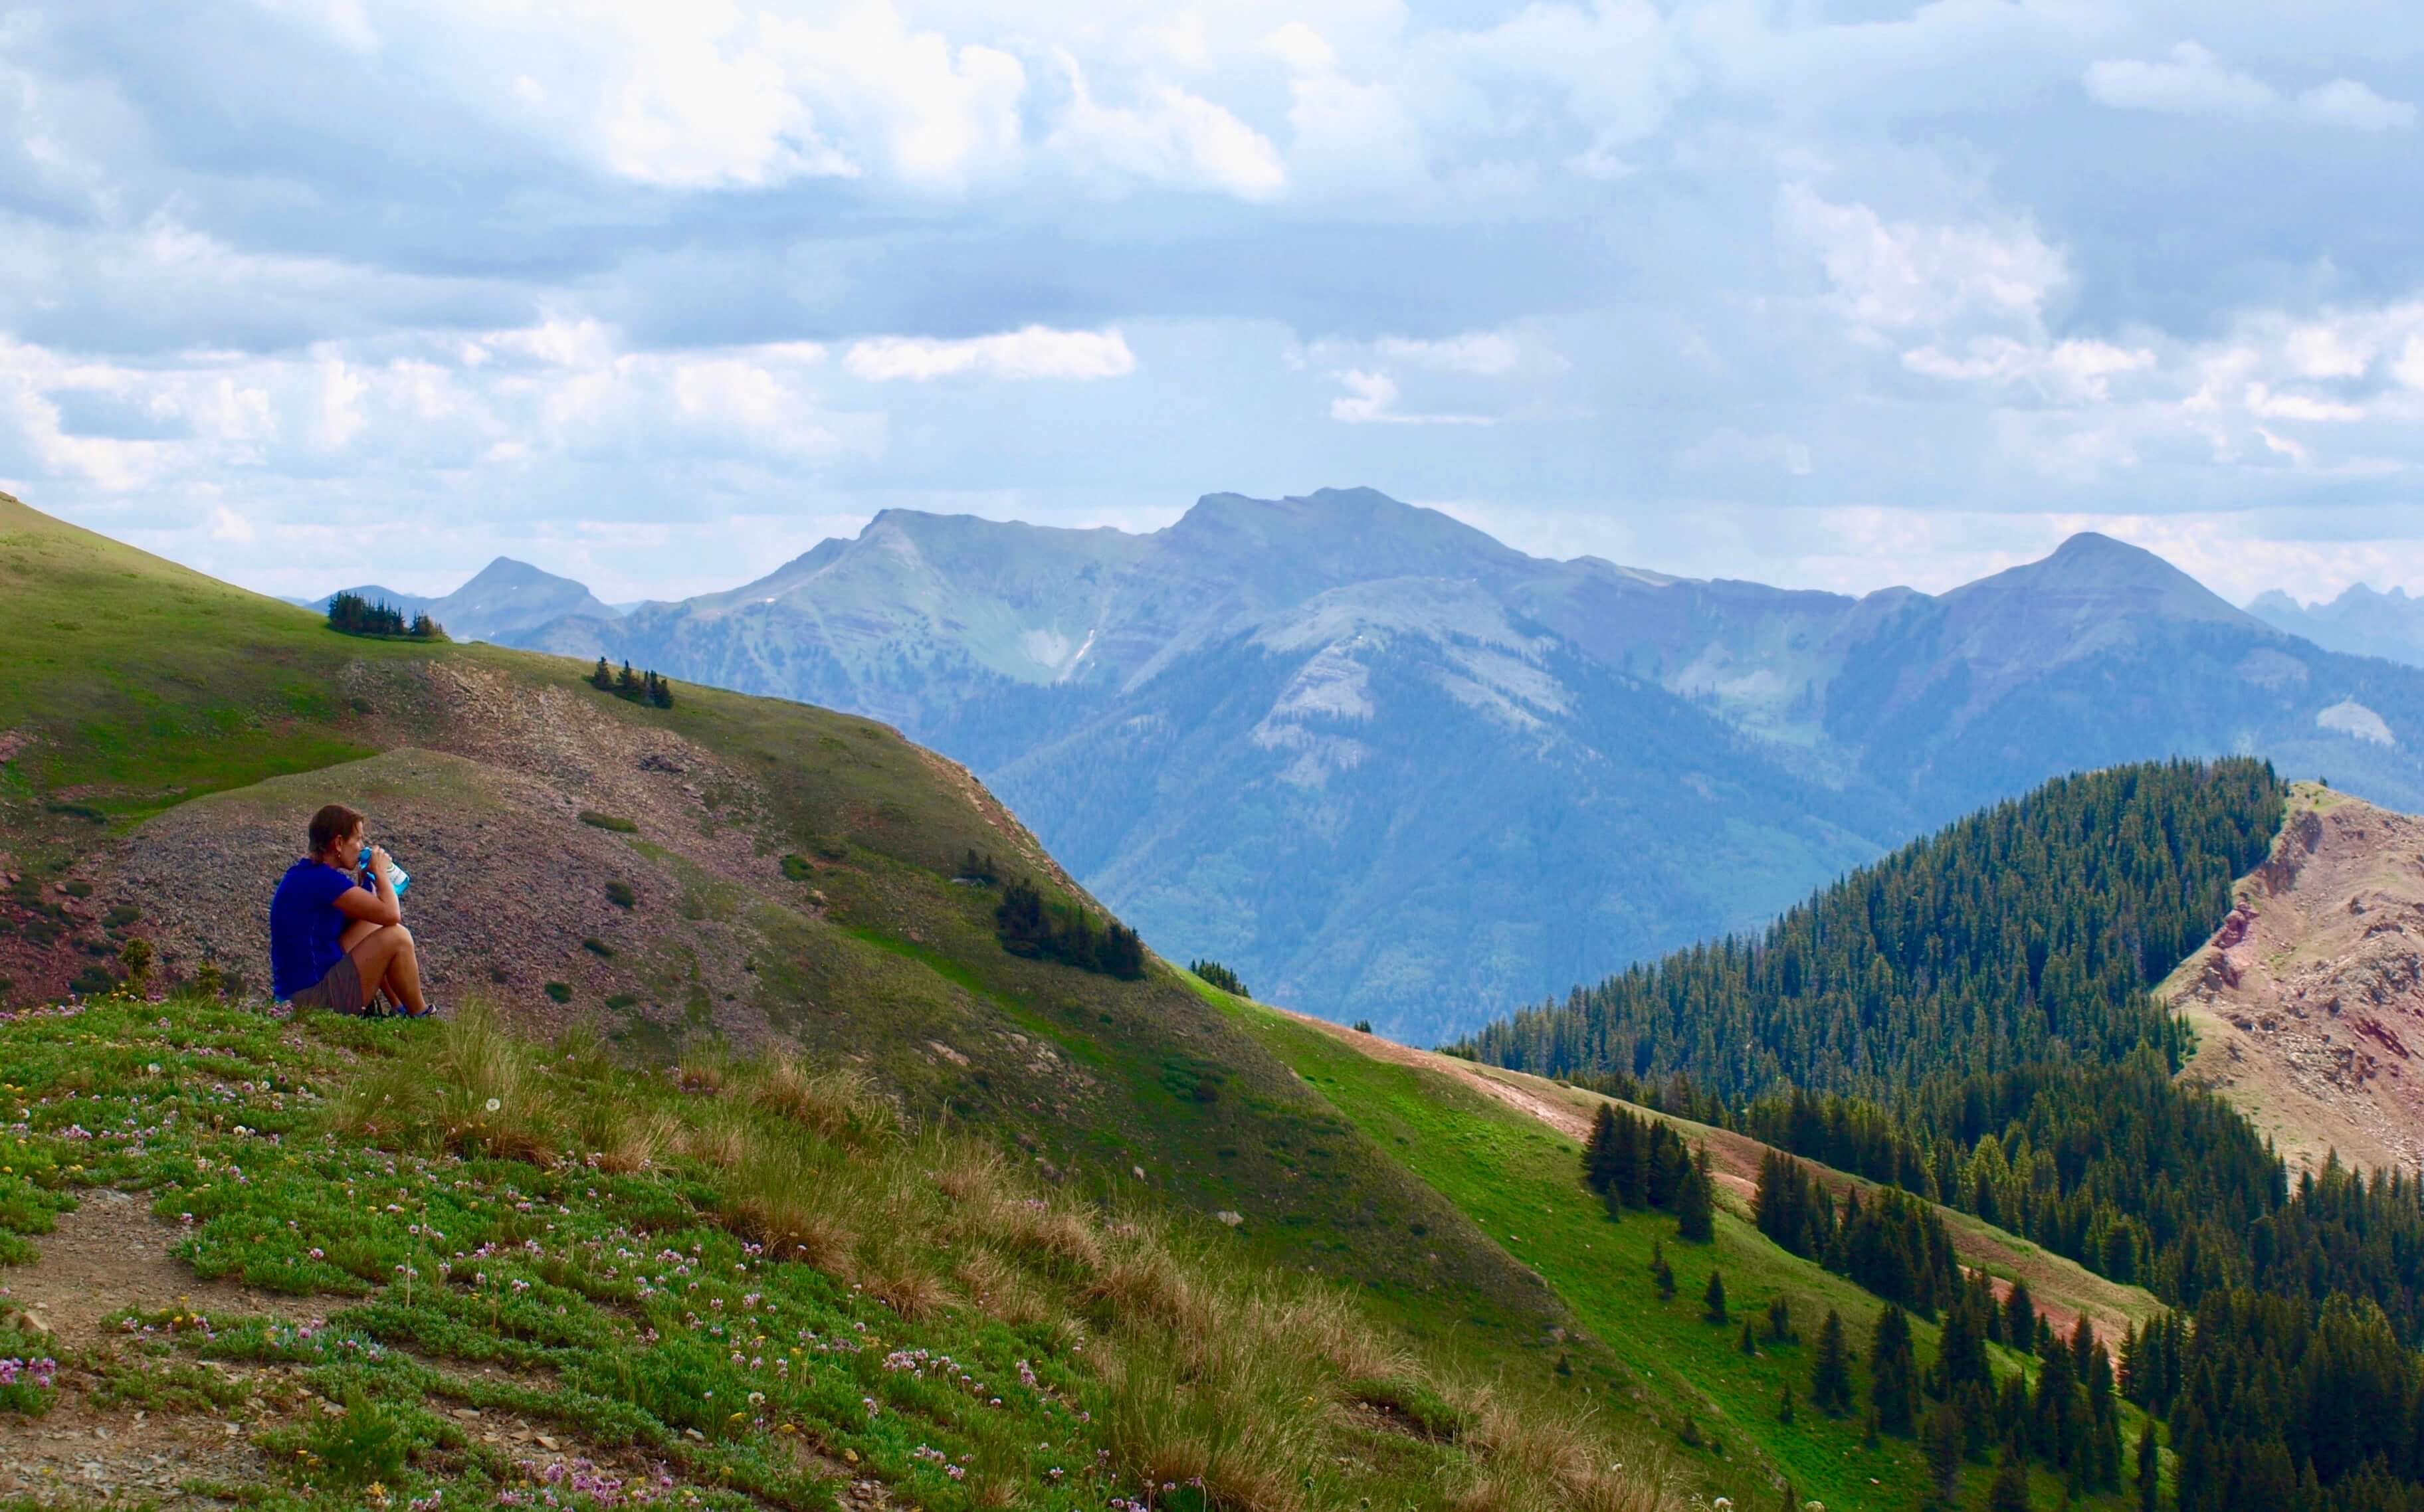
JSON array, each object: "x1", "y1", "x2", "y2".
[
  {"x1": 312, "y1": 1005, "x2": 1678, "y2": 1512},
  {"x1": 744, "y1": 1052, "x2": 896, "y2": 1145}
]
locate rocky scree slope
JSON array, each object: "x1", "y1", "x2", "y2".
[{"x1": 2164, "y1": 781, "x2": 2424, "y2": 1177}]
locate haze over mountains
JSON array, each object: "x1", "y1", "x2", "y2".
[
  {"x1": 334, "y1": 488, "x2": 2424, "y2": 1042},
  {"x1": 2249, "y1": 584, "x2": 2424, "y2": 670}
]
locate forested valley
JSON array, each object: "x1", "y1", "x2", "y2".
[{"x1": 1464, "y1": 759, "x2": 2424, "y2": 1509}]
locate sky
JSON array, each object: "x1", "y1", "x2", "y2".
[{"x1": 1, "y1": 1, "x2": 2420, "y2": 607}]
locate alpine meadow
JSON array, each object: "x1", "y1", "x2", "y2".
[{"x1": 6, "y1": 5, "x2": 2424, "y2": 1512}]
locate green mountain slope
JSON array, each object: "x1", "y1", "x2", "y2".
[
  {"x1": 0, "y1": 492, "x2": 1580, "y2": 1373},
  {"x1": 1212, "y1": 986, "x2": 2165, "y2": 1511}
]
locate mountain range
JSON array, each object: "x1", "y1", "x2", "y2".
[
  {"x1": 328, "y1": 488, "x2": 2424, "y2": 1043},
  {"x1": 2249, "y1": 583, "x2": 2424, "y2": 668}
]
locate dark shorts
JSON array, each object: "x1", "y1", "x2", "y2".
[{"x1": 288, "y1": 953, "x2": 369, "y2": 1014}]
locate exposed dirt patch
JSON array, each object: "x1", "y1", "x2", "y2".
[
  {"x1": 2167, "y1": 782, "x2": 2424, "y2": 1178},
  {"x1": 0, "y1": 1398, "x2": 273, "y2": 1505},
  {"x1": 0, "y1": 1187, "x2": 328, "y2": 1506},
  {"x1": 1, "y1": 1188, "x2": 324, "y2": 1345}
]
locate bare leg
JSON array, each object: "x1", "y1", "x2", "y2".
[
  {"x1": 347, "y1": 924, "x2": 429, "y2": 1016},
  {"x1": 338, "y1": 919, "x2": 395, "y2": 1010}
]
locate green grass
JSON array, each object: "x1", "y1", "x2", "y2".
[
  {"x1": 1211, "y1": 989, "x2": 2162, "y2": 1512},
  {"x1": 0, "y1": 991, "x2": 1684, "y2": 1511}
]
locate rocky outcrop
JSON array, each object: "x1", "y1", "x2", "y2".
[{"x1": 2167, "y1": 783, "x2": 2424, "y2": 1176}]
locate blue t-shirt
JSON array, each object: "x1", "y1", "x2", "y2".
[{"x1": 269, "y1": 858, "x2": 361, "y2": 999}]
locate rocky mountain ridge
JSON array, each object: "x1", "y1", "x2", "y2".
[{"x1": 307, "y1": 488, "x2": 2424, "y2": 1041}]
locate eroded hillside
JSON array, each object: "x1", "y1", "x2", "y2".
[{"x1": 2166, "y1": 781, "x2": 2424, "y2": 1176}]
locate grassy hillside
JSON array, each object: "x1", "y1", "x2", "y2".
[
  {"x1": 0, "y1": 498, "x2": 1597, "y2": 1405},
  {"x1": 0, "y1": 991, "x2": 1678, "y2": 1511},
  {"x1": 0, "y1": 494, "x2": 1726, "y2": 1492},
  {"x1": 1207, "y1": 985, "x2": 2168, "y2": 1512}
]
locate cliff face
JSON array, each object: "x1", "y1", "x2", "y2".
[{"x1": 2166, "y1": 783, "x2": 2424, "y2": 1176}]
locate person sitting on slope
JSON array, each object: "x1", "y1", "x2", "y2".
[{"x1": 268, "y1": 803, "x2": 435, "y2": 1017}]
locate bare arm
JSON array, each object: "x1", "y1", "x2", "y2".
[{"x1": 332, "y1": 846, "x2": 401, "y2": 927}]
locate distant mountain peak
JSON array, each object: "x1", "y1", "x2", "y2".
[{"x1": 1953, "y1": 531, "x2": 2259, "y2": 628}]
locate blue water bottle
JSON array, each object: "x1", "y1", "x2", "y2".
[{"x1": 359, "y1": 846, "x2": 411, "y2": 898}]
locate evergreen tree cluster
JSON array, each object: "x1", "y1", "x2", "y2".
[
  {"x1": 1189, "y1": 959, "x2": 1249, "y2": 997},
  {"x1": 1476, "y1": 757, "x2": 2424, "y2": 1501},
  {"x1": 1580, "y1": 1101, "x2": 1714, "y2": 1240},
  {"x1": 327, "y1": 592, "x2": 445, "y2": 641},
  {"x1": 590, "y1": 658, "x2": 674, "y2": 708},
  {"x1": 1458, "y1": 758, "x2": 2282, "y2": 1098},
  {"x1": 995, "y1": 877, "x2": 1146, "y2": 981},
  {"x1": 1755, "y1": 1151, "x2": 1960, "y2": 1317}
]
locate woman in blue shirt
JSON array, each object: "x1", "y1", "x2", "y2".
[{"x1": 268, "y1": 803, "x2": 434, "y2": 1016}]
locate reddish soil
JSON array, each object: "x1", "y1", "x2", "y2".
[{"x1": 2168, "y1": 783, "x2": 2424, "y2": 1177}]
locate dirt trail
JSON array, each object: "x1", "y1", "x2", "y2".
[
  {"x1": 1272, "y1": 1005, "x2": 2158, "y2": 1347},
  {"x1": 2166, "y1": 783, "x2": 2424, "y2": 1178},
  {"x1": 0, "y1": 1188, "x2": 324, "y2": 1505}
]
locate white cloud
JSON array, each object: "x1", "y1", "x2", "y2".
[
  {"x1": 844, "y1": 326, "x2": 1136, "y2": 382},
  {"x1": 1779, "y1": 187, "x2": 2068, "y2": 334},
  {"x1": 2244, "y1": 383, "x2": 2366, "y2": 423},
  {"x1": 209, "y1": 504, "x2": 255, "y2": 543},
  {"x1": 1260, "y1": 22, "x2": 1336, "y2": 75},
  {"x1": 2083, "y1": 43, "x2": 2275, "y2": 115},
  {"x1": 1373, "y1": 331, "x2": 1524, "y2": 375},
  {"x1": 1902, "y1": 337, "x2": 2156, "y2": 400},
  {"x1": 2300, "y1": 79, "x2": 2416, "y2": 132},
  {"x1": 1326, "y1": 369, "x2": 1494, "y2": 425},
  {"x1": 1047, "y1": 56, "x2": 1285, "y2": 199}
]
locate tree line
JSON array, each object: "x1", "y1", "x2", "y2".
[
  {"x1": 1466, "y1": 759, "x2": 2424, "y2": 1503},
  {"x1": 327, "y1": 592, "x2": 445, "y2": 641},
  {"x1": 996, "y1": 877, "x2": 1146, "y2": 981},
  {"x1": 589, "y1": 658, "x2": 674, "y2": 708}
]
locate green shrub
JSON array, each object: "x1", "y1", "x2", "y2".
[
  {"x1": 581, "y1": 937, "x2": 615, "y2": 957},
  {"x1": 299, "y1": 1386, "x2": 409, "y2": 1488},
  {"x1": 579, "y1": 810, "x2": 638, "y2": 833},
  {"x1": 605, "y1": 880, "x2": 635, "y2": 909},
  {"x1": 779, "y1": 854, "x2": 815, "y2": 882},
  {"x1": 544, "y1": 981, "x2": 573, "y2": 1004}
]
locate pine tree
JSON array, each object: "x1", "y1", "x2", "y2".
[
  {"x1": 1651, "y1": 1240, "x2": 1676, "y2": 1301},
  {"x1": 1810, "y1": 1309, "x2": 1854, "y2": 1415},
  {"x1": 1777, "y1": 1383, "x2": 1795, "y2": 1424},
  {"x1": 615, "y1": 660, "x2": 639, "y2": 695},
  {"x1": 1924, "y1": 1404, "x2": 1963, "y2": 1505},
  {"x1": 1702, "y1": 1269, "x2": 1728, "y2": 1325},
  {"x1": 1674, "y1": 1151, "x2": 1715, "y2": 1242},
  {"x1": 591, "y1": 656, "x2": 613, "y2": 690},
  {"x1": 2135, "y1": 1424, "x2": 2159, "y2": 1512},
  {"x1": 1766, "y1": 1293, "x2": 1794, "y2": 1343},
  {"x1": 1583, "y1": 1105, "x2": 1620, "y2": 1192},
  {"x1": 1870, "y1": 1303, "x2": 1917, "y2": 1435},
  {"x1": 2005, "y1": 1281, "x2": 2035, "y2": 1352},
  {"x1": 1988, "y1": 1454, "x2": 2030, "y2": 1512},
  {"x1": 1739, "y1": 1321, "x2": 1758, "y2": 1355}
]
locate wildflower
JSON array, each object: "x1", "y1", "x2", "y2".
[{"x1": 486, "y1": 1098, "x2": 502, "y2": 1113}]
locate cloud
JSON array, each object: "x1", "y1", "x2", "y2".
[
  {"x1": 843, "y1": 327, "x2": 1136, "y2": 382},
  {"x1": 1902, "y1": 337, "x2": 2156, "y2": 401},
  {"x1": 2082, "y1": 43, "x2": 2275, "y2": 115},
  {"x1": 1326, "y1": 369, "x2": 1494, "y2": 425},
  {"x1": 1047, "y1": 56, "x2": 1286, "y2": 199},
  {"x1": 2300, "y1": 79, "x2": 2416, "y2": 132},
  {"x1": 1373, "y1": 332, "x2": 1524, "y2": 375},
  {"x1": 1259, "y1": 23, "x2": 1336, "y2": 76},
  {"x1": 1779, "y1": 187, "x2": 2068, "y2": 334}
]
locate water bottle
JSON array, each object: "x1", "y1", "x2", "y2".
[{"x1": 359, "y1": 846, "x2": 411, "y2": 898}]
